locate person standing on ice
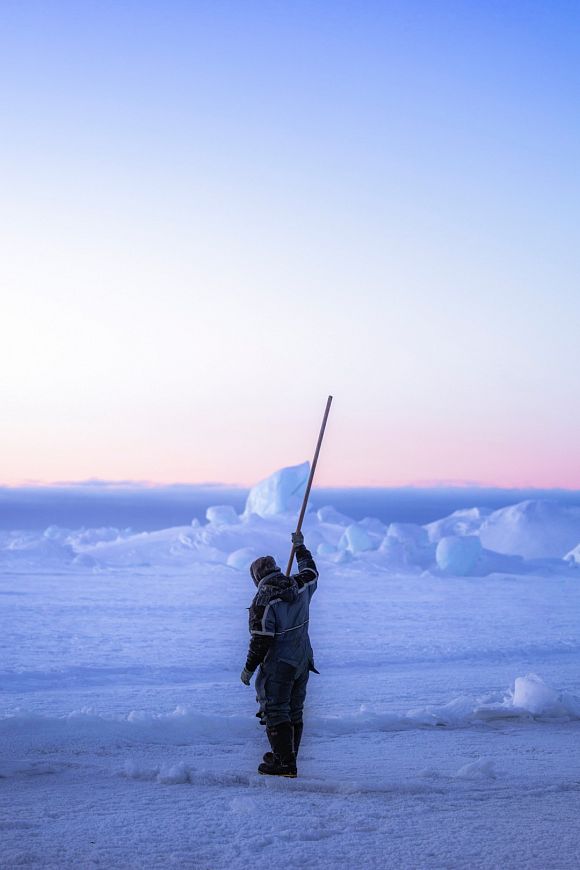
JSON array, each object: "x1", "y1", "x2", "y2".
[{"x1": 240, "y1": 531, "x2": 319, "y2": 778}]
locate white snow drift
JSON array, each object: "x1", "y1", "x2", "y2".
[{"x1": 2, "y1": 675, "x2": 578, "y2": 754}]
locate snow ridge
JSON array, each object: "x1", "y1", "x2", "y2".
[
  {"x1": 2, "y1": 676, "x2": 578, "y2": 753},
  {"x1": 2, "y1": 465, "x2": 580, "y2": 577}
]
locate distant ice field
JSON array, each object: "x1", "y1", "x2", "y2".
[{"x1": 3, "y1": 481, "x2": 580, "y2": 530}]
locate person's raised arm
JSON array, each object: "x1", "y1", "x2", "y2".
[{"x1": 291, "y1": 531, "x2": 318, "y2": 589}]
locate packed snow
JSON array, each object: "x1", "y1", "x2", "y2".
[{"x1": 1, "y1": 463, "x2": 579, "y2": 868}]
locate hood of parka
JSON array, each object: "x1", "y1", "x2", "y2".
[
  {"x1": 250, "y1": 555, "x2": 279, "y2": 586},
  {"x1": 250, "y1": 556, "x2": 299, "y2": 607}
]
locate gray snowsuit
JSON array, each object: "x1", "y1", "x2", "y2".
[{"x1": 245, "y1": 546, "x2": 319, "y2": 727}]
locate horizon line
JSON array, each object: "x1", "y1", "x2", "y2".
[{"x1": 2, "y1": 478, "x2": 580, "y2": 494}]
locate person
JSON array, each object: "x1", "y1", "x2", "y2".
[{"x1": 240, "y1": 531, "x2": 319, "y2": 777}]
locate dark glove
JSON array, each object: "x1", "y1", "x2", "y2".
[
  {"x1": 240, "y1": 667, "x2": 254, "y2": 686},
  {"x1": 291, "y1": 531, "x2": 304, "y2": 547}
]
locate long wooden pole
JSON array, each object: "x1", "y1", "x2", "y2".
[{"x1": 285, "y1": 395, "x2": 333, "y2": 576}]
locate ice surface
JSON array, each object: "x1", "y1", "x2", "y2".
[
  {"x1": 316, "y1": 541, "x2": 338, "y2": 557},
  {"x1": 2, "y1": 509, "x2": 580, "y2": 870},
  {"x1": 316, "y1": 505, "x2": 352, "y2": 526},
  {"x1": 479, "y1": 500, "x2": 580, "y2": 559},
  {"x1": 2, "y1": 677, "x2": 578, "y2": 746},
  {"x1": 226, "y1": 547, "x2": 259, "y2": 571},
  {"x1": 243, "y1": 462, "x2": 309, "y2": 518},
  {"x1": 436, "y1": 535, "x2": 483, "y2": 576},
  {"x1": 0, "y1": 528, "x2": 75, "y2": 566},
  {"x1": 380, "y1": 523, "x2": 434, "y2": 568},
  {"x1": 1, "y1": 468, "x2": 580, "y2": 580},
  {"x1": 205, "y1": 505, "x2": 239, "y2": 525},
  {"x1": 425, "y1": 507, "x2": 492, "y2": 542},
  {"x1": 338, "y1": 523, "x2": 375, "y2": 553},
  {"x1": 454, "y1": 758, "x2": 496, "y2": 780},
  {"x1": 565, "y1": 542, "x2": 580, "y2": 564},
  {"x1": 358, "y1": 516, "x2": 388, "y2": 535},
  {"x1": 512, "y1": 673, "x2": 569, "y2": 716}
]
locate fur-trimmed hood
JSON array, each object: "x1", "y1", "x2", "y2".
[
  {"x1": 252, "y1": 571, "x2": 300, "y2": 609},
  {"x1": 250, "y1": 555, "x2": 279, "y2": 587},
  {"x1": 249, "y1": 556, "x2": 299, "y2": 616}
]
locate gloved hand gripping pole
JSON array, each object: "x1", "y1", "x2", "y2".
[{"x1": 285, "y1": 395, "x2": 333, "y2": 576}]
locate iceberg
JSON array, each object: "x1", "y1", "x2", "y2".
[{"x1": 243, "y1": 462, "x2": 310, "y2": 518}]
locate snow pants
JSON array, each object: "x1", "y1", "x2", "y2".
[{"x1": 255, "y1": 660, "x2": 310, "y2": 728}]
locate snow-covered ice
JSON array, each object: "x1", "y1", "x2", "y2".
[
  {"x1": 436, "y1": 535, "x2": 483, "y2": 575},
  {"x1": 205, "y1": 504, "x2": 239, "y2": 525},
  {"x1": 1, "y1": 464, "x2": 579, "y2": 868},
  {"x1": 3, "y1": 465, "x2": 578, "y2": 579},
  {"x1": 478, "y1": 500, "x2": 580, "y2": 559},
  {"x1": 337, "y1": 522, "x2": 375, "y2": 553}
]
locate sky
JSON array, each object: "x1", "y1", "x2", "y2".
[{"x1": 2, "y1": 0, "x2": 580, "y2": 488}]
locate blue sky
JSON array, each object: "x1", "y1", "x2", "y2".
[{"x1": 2, "y1": 1, "x2": 580, "y2": 486}]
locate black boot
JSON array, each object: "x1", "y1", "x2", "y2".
[
  {"x1": 262, "y1": 721, "x2": 303, "y2": 766},
  {"x1": 293, "y1": 720, "x2": 304, "y2": 757},
  {"x1": 262, "y1": 722, "x2": 277, "y2": 765},
  {"x1": 258, "y1": 722, "x2": 297, "y2": 777}
]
